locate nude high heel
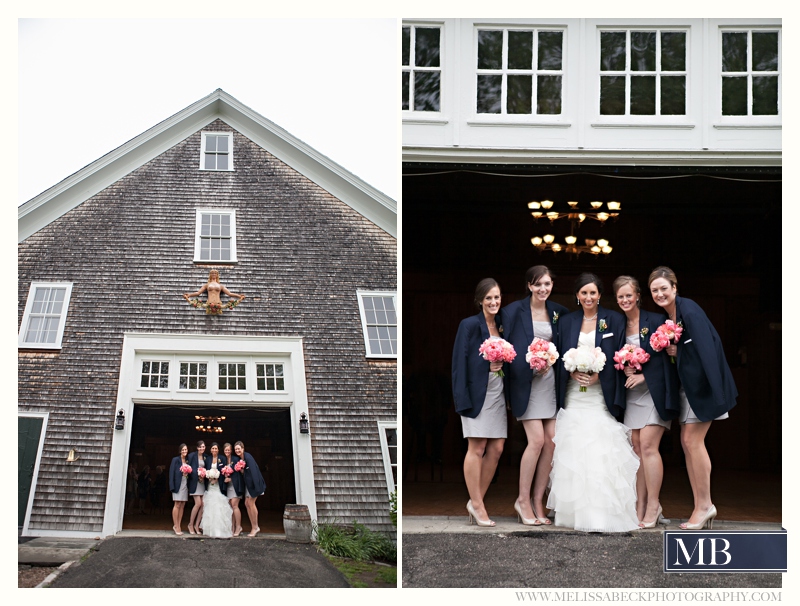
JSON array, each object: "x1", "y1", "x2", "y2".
[
  {"x1": 680, "y1": 505, "x2": 717, "y2": 530},
  {"x1": 639, "y1": 505, "x2": 663, "y2": 529},
  {"x1": 466, "y1": 501, "x2": 496, "y2": 527},
  {"x1": 514, "y1": 501, "x2": 542, "y2": 526}
]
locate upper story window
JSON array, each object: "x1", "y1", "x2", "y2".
[
  {"x1": 599, "y1": 30, "x2": 687, "y2": 116},
  {"x1": 402, "y1": 25, "x2": 441, "y2": 112},
  {"x1": 200, "y1": 132, "x2": 233, "y2": 171},
  {"x1": 377, "y1": 421, "x2": 397, "y2": 493},
  {"x1": 357, "y1": 291, "x2": 397, "y2": 359},
  {"x1": 194, "y1": 209, "x2": 237, "y2": 263},
  {"x1": 179, "y1": 362, "x2": 208, "y2": 390},
  {"x1": 721, "y1": 29, "x2": 780, "y2": 116},
  {"x1": 219, "y1": 363, "x2": 247, "y2": 391},
  {"x1": 141, "y1": 361, "x2": 170, "y2": 389},
  {"x1": 18, "y1": 282, "x2": 73, "y2": 349},
  {"x1": 476, "y1": 28, "x2": 564, "y2": 115},
  {"x1": 256, "y1": 363, "x2": 285, "y2": 392}
]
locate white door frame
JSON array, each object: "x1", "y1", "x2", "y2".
[
  {"x1": 102, "y1": 332, "x2": 316, "y2": 537},
  {"x1": 19, "y1": 411, "x2": 49, "y2": 536}
]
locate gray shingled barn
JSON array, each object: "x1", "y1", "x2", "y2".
[{"x1": 18, "y1": 90, "x2": 397, "y2": 538}]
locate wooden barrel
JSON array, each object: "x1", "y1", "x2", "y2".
[{"x1": 283, "y1": 504, "x2": 312, "y2": 543}]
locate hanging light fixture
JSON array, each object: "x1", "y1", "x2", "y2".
[{"x1": 528, "y1": 200, "x2": 620, "y2": 256}]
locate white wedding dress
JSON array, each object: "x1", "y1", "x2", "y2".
[
  {"x1": 546, "y1": 331, "x2": 640, "y2": 532},
  {"x1": 202, "y1": 478, "x2": 233, "y2": 538}
]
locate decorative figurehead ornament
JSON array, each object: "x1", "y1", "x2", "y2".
[{"x1": 184, "y1": 269, "x2": 245, "y2": 315}]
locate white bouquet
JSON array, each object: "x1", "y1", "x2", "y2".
[
  {"x1": 205, "y1": 467, "x2": 220, "y2": 484},
  {"x1": 562, "y1": 346, "x2": 606, "y2": 392}
]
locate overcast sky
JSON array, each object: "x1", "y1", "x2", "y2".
[{"x1": 18, "y1": 18, "x2": 398, "y2": 205}]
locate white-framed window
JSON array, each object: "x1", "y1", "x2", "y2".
[
  {"x1": 256, "y1": 363, "x2": 286, "y2": 392},
  {"x1": 218, "y1": 362, "x2": 247, "y2": 391},
  {"x1": 599, "y1": 29, "x2": 688, "y2": 116},
  {"x1": 18, "y1": 282, "x2": 73, "y2": 349},
  {"x1": 377, "y1": 421, "x2": 397, "y2": 493},
  {"x1": 140, "y1": 360, "x2": 170, "y2": 389},
  {"x1": 720, "y1": 29, "x2": 780, "y2": 117},
  {"x1": 179, "y1": 362, "x2": 208, "y2": 391},
  {"x1": 402, "y1": 24, "x2": 442, "y2": 112},
  {"x1": 200, "y1": 132, "x2": 234, "y2": 171},
  {"x1": 194, "y1": 209, "x2": 237, "y2": 263},
  {"x1": 356, "y1": 290, "x2": 397, "y2": 359},
  {"x1": 476, "y1": 28, "x2": 564, "y2": 115}
]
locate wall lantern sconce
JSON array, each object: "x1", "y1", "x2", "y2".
[
  {"x1": 115, "y1": 409, "x2": 126, "y2": 430},
  {"x1": 299, "y1": 413, "x2": 310, "y2": 434},
  {"x1": 66, "y1": 449, "x2": 79, "y2": 462}
]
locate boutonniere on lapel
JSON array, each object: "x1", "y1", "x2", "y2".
[
  {"x1": 498, "y1": 324, "x2": 504, "y2": 335},
  {"x1": 552, "y1": 312, "x2": 559, "y2": 324},
  {"x1": 598, "y1": 319, "x2": 607, "y2": 333},
  {"x1": 640, "y1": 327, "x2": 649, "y2": 340}
]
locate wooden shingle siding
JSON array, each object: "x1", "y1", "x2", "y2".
[{"x1": 19, "y1": 119, "x2": 396, "y2": 534}]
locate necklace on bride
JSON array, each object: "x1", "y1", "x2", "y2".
[{"x1": 583, "y1": 312, "x2": 598, "y2": 321}]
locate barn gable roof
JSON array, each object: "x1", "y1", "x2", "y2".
[{"x1": 18, "y1": 89, "x2": 397, "y2": 242}]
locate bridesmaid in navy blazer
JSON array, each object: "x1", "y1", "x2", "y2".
[
  {"x1": 613, "y1": 275, "x2": 679, "y2": 528},
  {"x1": 648, "y1": 266, "x2": 737, "y2": 530},
  {"x1": 451, "y1": 278, "x2": 508, "y2": 526},
  {"x1": 555, "y1": 274, "x2": 626, "y2": 418},
  {"x1": 504, "y1": 265, "x2": 568, "y2": 525},
  {"x1": 187, "y1": 440, "x2": 210, "y2": 535},
  {"x1": 222, "y1": 442, "x2": 243, "y2": 536},
  {"x1": 168, "y1": 443, "x2": 189, "y2": 535},
  {"x1": 234, "y1": 441, "x2": 266, "y2": 537}
]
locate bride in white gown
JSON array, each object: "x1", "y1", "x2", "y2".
[
  {"x1": 202, "y1": 443, "x2": 233, "y2": 539},
  {"x1": 548, "y1": 274, "x2": 640, "y2": 533}
]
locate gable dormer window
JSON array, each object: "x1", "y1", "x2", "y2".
[
  {"x1": 194, "y1": 209, "x2": 238, "y2": 262},
  {"x1": 200, "y1": 132, "x2": 234, "y2": 171},
  {"x1": 18, "y1": 282, "x2": 73, "y2": 349}
]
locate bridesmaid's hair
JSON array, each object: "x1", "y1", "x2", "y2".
[
  {"x1": 178, "y1": 443, "x2": 187, "y2": 454},
  {"x1": 196, "y1": 440, "x2": 205, "y2": 448},
  {"x1": 473, "y1": 278, "x2": 500, "y2": 308},
  {"x1": 647, "y1": 266, "x2": 678, "y2": 290},
  {"x1": 223, "y1": 442, "x2": 232, "y2": 453},
  {"x1": 574, "y1": 272, "x2": 603, "y2": 295},
  {"x1": 234, "y1": 441, "x2": 245, "y2": 452},
  {"x1": 524, "y1": 265, "x2": 553, "y2": 293},
  {"x1": 612, "y1": 275, "x2": 642, "y2": 308}
]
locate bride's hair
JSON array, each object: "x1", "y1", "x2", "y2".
[{"x1": 209, "y1": 442, "x2": 219, "y2": 450}]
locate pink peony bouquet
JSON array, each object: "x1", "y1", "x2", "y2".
[
  {"x1": 198, "y1": 467, "x2": 207, "y2": 479},
  {"x1": 526, "y1": 338, "x2": 559, "y2": 376},
  {"x1": 205, "y1": 467, "x2": 220, "y2": 484},
  {"x1": 478, "y1": 338, "x2": 517, "y2": 377},
  {"x1": 613, "y1": 344, "x2": 651, "y2": 371},
  {"x1": 649, "y1": 320, "x2": 683, "y2": 363},
  {"x1": 562, "y1": 346, "x2": 606, "y2": 392},
  {"x1": 221, "y1": 465, "x2": 233, "y2": 477},
  {"x1": 235, "y1": 460, "x2": 246, "y2": 473},
  {"x1": 180, "y1": 463, "x2": 192, "y2": 476}
]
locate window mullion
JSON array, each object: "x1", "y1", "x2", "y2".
[
  {"x1": 501, "y1": 30, "x2": 508, "y2": 115},
  {"x1": 410, "y1": 26, "x2": 416, "y2": 111}
]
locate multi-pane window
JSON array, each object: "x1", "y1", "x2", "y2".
[
  {"x1": 200, "y1": 132, "x2": 233, "y2": 170},
  {"x1": 599, "y1": 30, "x2": 687, "y2": 116},
  {"x1": 18, "y1": 283, "x2": 73, "y2": 349},
  {"x1": 256, "y1": 363, "x2": 285, "y2": 391},
  {"x1": 402, "y1": 25, "x2": 441, "y2": 112},
  {"x1": 179, "y1": 362, "x2": 207, "y2": 390},
  {"x1": 476, "y1": 29, "x2": 564, "y2": 115},
  {"x1": 721, "y1": 30, "x2": 780, "y2": 116},
  {"x1": 357, "y1": 291, "x2": 397, "y2": 358},
  {"x1": 141, "y1": 361, "x2": 170, "y2": 389},
  {"x1": 378, "y1": 422, "x2": 398, "y2": 492},
  {"x1": 194, "y1": 209, "x2": 237, "y2": 262},
  {"x1": 219, "y1": 363, "x2": 247, "y2": 391}
]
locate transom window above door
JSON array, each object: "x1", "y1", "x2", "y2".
[
  {"x1": 402, "y1": 24, "x2": 442, "y2": 112},
  {"x1": 476, "y1": 28, "x2": 564, "y2": 115},
  {"x1": 599, "y1": 29, "x2": 687, "y2": 116},
  {"x1": 721, "y1": 29, "x2": 780, "y2": 116},
  {"x1": 193, "y1": 209, "x2": 237, "y2": 263}
]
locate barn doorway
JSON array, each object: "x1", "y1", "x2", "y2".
[{"x1": 122, "y1": 404, "x2": 296, "y2": 534}]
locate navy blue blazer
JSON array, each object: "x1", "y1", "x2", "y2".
[
  {"x1": 451, "y1": 310, "x2": 508, "y2": 419},
  {"x1": 240, "y1": 452, "x2": 266, "y2": 496},
  {"x1": 622, "y1": 309, "x2": 680, "y2": 422},
  {"x1": 504, "y1": 296, "x2": 569, "y2": 418},
  {"x1": 222, "y1": 454, "x2": 243, "y2": 496},
  {"x1": 674, "y1": 296, "x2": 738, "y2": 421},
  {"x1": 187, "y1": 451, "x2": 211, "y2": 494},
  {"x1": 168, "y1": 456, "x2": 187, "y2": 494},
  {"x1": 556, "y1": 306, "x2": 626, "y2": 419}
]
